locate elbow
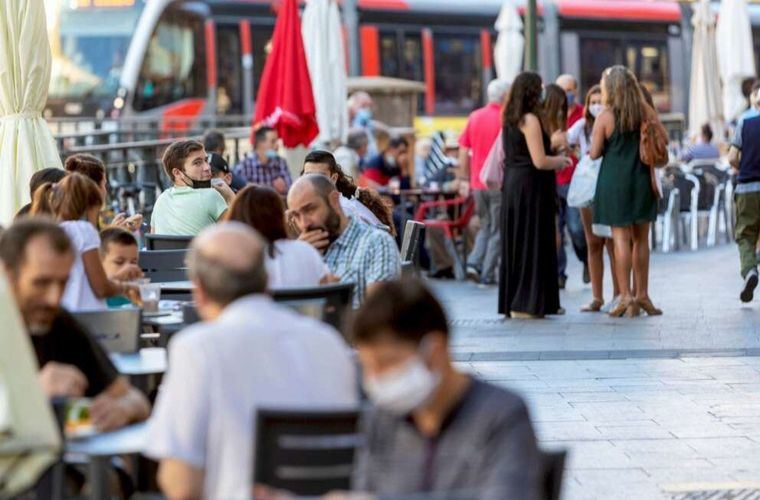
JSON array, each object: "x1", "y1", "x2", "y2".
[{"x1": 158, "y1": 467, "x2": 202, "y2": 500}]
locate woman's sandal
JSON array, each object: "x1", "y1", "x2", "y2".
[
  {"x1": 608, "y1": 298, "x2": 632, "y2": 318},
  {"x1": 580, "y1": 299, "x2": 604, "y2": 313},
  {"x1": 637, "y1": 298, "x2": 663, "y2": 316}
]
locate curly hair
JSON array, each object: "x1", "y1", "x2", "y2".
[
  {"x1": 602, "y1": 65, "x2": 643, "y2": 133},
  {"x1": 541, "y1": 83, "x2": 568, "y2": 136},
  {"x1": 503, "y1": 72, "x2": 543, "y2": 128}
]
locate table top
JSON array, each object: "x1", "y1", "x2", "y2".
[
  {"x1": 110, "y1": 348, "x2": 167, "y2": 375},
  {"x1": 66, "y1": 422, "x2": 147, "y2": 457},
  {"x1": 156, "y1": 280, "x2": 194, "y2": 292}
]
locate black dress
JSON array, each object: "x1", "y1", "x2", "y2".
[{"x1": 498, "y1": 124, "x2": 561, "y2": 316}]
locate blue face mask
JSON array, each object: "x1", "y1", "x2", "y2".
[
  {"x1": 354, "y1": 108, "x2": 373, "y2": 127},
  {"x1": 566, "y1": 91, "x2": 576, "y2": 107},
  {"x1": 265, "y1": 149, "x2": 279, "y2": 161}
]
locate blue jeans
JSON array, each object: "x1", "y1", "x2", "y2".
[{"x1": 557, "y1": 183, "x2": 588, "y2": 278}]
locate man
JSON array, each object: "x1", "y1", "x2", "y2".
[
  {"x1": 352, "y1": 280, "x2": 542, "y2": 499},
  {"x1": 151, "y1": 140, "x2": 234, "y2": 235},
  {"x1": 99, "y1": 227, "x2": 143, "y2": 307},
  {"x1": 680, "y1": 124, "x2": 720, "y2": 163},
  {"x1": 0, "y1": 219, "x2": 149, "y2": 431},
  {"x1": 144, "y1": 223, "x2": 357, "y2": 499},
  {"x1": 287, "y1": 174, "x2": 401, "y2": 306},
  {"x1": 459, "y1": 79, "x2": 510, "y2": 285},
  {"x1": 233, "y1": 126, "x2": 292, "y2": 195},
  {"x1": 204, "y1": 129, "x2": 247, "y2": 191},
  {"x1": 728, "y1": 82, "x2": 760, "y2": 302},
  {"x1": 363, "y1": 137, "x2": 409, "y2": 187},
  {"x1": 334, "y1": 128, "x2": 369, "y2": 179},
  {"x1": 348, "y1": 91, "x2": 378, "y2": 159},
  {"x1": 555, "y1": 73, "x2": 589, "y2": 287}
]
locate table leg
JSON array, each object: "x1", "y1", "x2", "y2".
[{"x1": 89, "y1": 456, "x2": 108, "y2": 500}]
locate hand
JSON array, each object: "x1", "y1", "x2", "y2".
[
  {"x1": 125, "y1": 213, "x2": 143, "y2": 231},
  {"x1": 559, "y1": 156, "x2": 574, "y2": 170},
  {"x1": 112, "y1": 264, "x2": 144, "y2": 282},
  {"x1": 213, "y1": 181, "x2": 236, "y2": 203},
  {"x1": 299, "y1": 229, "x2": 330, "y2": 252},
  {"x1": 272, "y1": 177, "x2": 288, "y2": 195},
  {"x1": 90, "y1": 394, "x2": 131, "y2": 432},
  {"x1": 458, "y1": 179, "x2": 470, "y2": 198},
  {"x1": 111, "y1": 212, "x2": 128, "y2": 228},
  {"x1": 319, "y1": 273, "x2": 340, "y2": 285},
  {"x1": 550, "y1": 130, "x2": 569, "y2": 152},
  {"x1": 39, "y1": 362, "x2": 88, "y2": 397}
]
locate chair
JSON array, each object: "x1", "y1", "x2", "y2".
[
  {"x1": 73, "y1": 308, "x2": 141, "y2": 354},
  {"x1": 414, "y1": 196, "x2": 476, "y2": 280},
  {"x1": 145, "y1": 234, "x2": 193, "y2": 250},
  {"x1": 139, "y1": 249, "x2": 187, "y2": 282},
  {"x1": 271, "y1": 282, "x2": 355, "y2": 335},
  {"x1": 400, "y1": 220, "x2": 424, "y2": 263},
  {"x1": 401, "y1": 260, "x2": 415, "y2": 278},
  {"x1": 669, "y1": 170, "x2": 699, "y2": 251},
  {"x1": 541, "y1": 449, "x2": 567, "y2": 500},
  {"x1": 254, "y1": 409, "x2": 361, "y2": 496}
]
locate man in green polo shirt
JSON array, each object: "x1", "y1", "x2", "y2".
[{"x1": 151, "y1": 140, "x2": 234, "y2": 235}]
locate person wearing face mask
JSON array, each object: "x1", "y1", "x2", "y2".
[
  {"x1": 233, "y1": 126, "x2": 293, "y2": 195},
  {"x1": 348, "y1": 91, "x2": 379, "y2": 160},
  {"x1": 567, "y1": 85, "x2": 621, "y2": 313},
  {"x1": 151, "y1": 140, "x2": 233, "y2": 236},
  {"x1": 352, "y1": 280, "x2": 542, "y2": 499},
  {"x1": 362, "y1": 136, "x2": 409, "y2": 188}
]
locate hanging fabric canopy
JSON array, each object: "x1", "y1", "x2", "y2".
[
  {"x1": 688, "y1": 0, "x2": 723, "y2": 140},
  {"x1": 716, "y1": 0, "x2": 756, "y2": 123},
  {"x1": 253, "y1": 0, "x2": 319, "y2": 148},
  {"x1": 493, "y1": 1, "x2": 524, "y2": 84},
  {"x1": 0, "y1": 0, "x2": 62, "y2": 226},
  {"x1": 302, "y1": 0, "x2": 348, "y2": 147}
]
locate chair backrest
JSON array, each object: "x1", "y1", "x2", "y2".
[
  {"x1": 271, "y1": 282, "x2": 355, "y2": 334},
  {"x1": 139, "y1": 249, "x2": 188, "y2": 282},
  {"x1": 400, "y1": 220, "x2": 424, "y2": 262},
  {"x1": 254, "y1": 409, "x2": 361, "y2": 496},
  {"x1": 73, "y1": 308, "x2": 141, "y2": 354},
  {"x1": 542, "y1": 449, "x2": 567, "y2": 500},
  {"x1": 401, "y1": 260, "x2": 415, "y2": 278},
  {"x1": 145, "y1": 234, "x2": 193, "y2": 250}
]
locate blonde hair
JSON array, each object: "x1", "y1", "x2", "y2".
[{"x1": 602, "y1": 65, "x2": 643, "y2": 133}]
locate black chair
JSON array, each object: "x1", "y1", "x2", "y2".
[
  {"x1": 271, "y1": 282, "x2": 354, "y2": 334},
  {"x1": 542, "y1": 449, "x2": 567, "y2": 500},
  {"x1": 400, "y1": 220, "x2": 424, "y2": 263},
  {"x1": 73, "y1": 308, "x2": 141, "y2": 353},
  {"x1": 254, "y1": 409, "x2": 361, "y2": 496},
  {"x1": 139, "y1": 249, "x2": 187, "y2": 282},
  {"x1": 401, "y1": 260, "x2": 415, "y2": 278},
  {"x1": 145, "y1": 234, "x2": 193, "y2": 250}
]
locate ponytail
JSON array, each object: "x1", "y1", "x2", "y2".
[
  {"x1": 30, "y1": 183, "x2": 57, "y2": 216},
  {"x1": 29, "y1": 173, "x2": 103, "y2": 221}
]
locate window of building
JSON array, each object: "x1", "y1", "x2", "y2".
[{"x1": 433, "y1": 33, "x2": 481, "y2": 115}]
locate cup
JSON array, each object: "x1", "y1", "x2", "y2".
[{"x1": 139, "y1": 283, "x2": 161, "y2": 313}]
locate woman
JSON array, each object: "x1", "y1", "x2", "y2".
[
  {"x1": 225, "y1": 185, "x2": 330, "y2": 288},
  {"x1": 499, "y1": 73, "x2": 573, "y2": 319},
  {"x1": 31, "y1": 173, "x2": 139, "y2": 310},
  {"x1": 589, "y1": 66, "x2": 661, "y2": 317},
  {"x1": 567, "y1": 85, "x2": 621, "y2": 312},
  {"x1": 542, "y1": 83, "x2": 569, "y2": 148}
]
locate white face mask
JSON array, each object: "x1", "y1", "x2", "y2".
[
  {"x1": 589, "y1": 104, "x2": 604, "y2": 118},
  {"x1": 363, "y1": 356, "x2": 440, "y2": 415}
]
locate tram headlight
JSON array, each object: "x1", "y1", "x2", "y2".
[{"x1": 113, "y1": 96, "x2": 125, "y2": 110}]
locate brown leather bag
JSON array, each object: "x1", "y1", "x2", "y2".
[{"x1": 639, "y1": 105, "x2": 669, "y2": 169}]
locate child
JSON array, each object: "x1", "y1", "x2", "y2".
[{"x1": 100, "y1": 227, "x2": 144, "y2": 307}]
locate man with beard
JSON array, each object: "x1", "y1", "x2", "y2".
[
  {"x1": 0, "y1": 218, "x2": 149, "y2": 431},
  {"x1": 288, "y1": 174, "x2": 401, "y2": 306}
]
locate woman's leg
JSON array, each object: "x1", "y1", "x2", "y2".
[
  {"x1": 580, "y1": 207, "x2": 604, "y2": 302},
  {"x1": 611, "y1": 226, "x2": 634, "y2": 302},
  {"x1": 604, "y1": 238, "x2": 620, "y2": 297},
  {"x1": 632, "y1": 222, "x2": 651, "y2": 301}
]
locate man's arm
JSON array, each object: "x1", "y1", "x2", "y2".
[
  {"x1": 158, "y1": 459, "x2": 205, "y2": 500},
  {"x1": 90, "y1": 377, "x2": 150, "y2": 431},
  {"x1": 365, "y1": 232, "x2": 402, "y2": 292}
]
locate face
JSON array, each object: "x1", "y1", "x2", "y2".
[
  {"x1": 6, "y1": 236, "x2": 74, "y2": 335},
  {"x1": 389, "y1": 144, "x2": 408, "y2": 167},
  {"x1": 357, "y1": 336, "x2": 418, "y2": 380},
  {"x1": 213, "y1": 171, "x2": 232, "y2": 185},
  {"x1": 589, "y1": 92, "x2": 603, "y2": 107},
  {"x1": 258, "y1": 131, "x2": 279, "y2": 153},
  {"x1": 99, "y1": 176, "x2": 108, "y2": 200},
  {"x1": 303, "y1": 162, "x2": 338, "y2": 184},
  {"x1": 288, "y1": 185, "x2": 342, "y2": 239},
  {"x1": 174, "y1": 149, "x2": 211, "y2": 184},
  {"x1": 101, "y1": 242, "x2": 138, "y2": 280}
]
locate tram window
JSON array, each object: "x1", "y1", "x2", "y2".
[
  {"x1": 133, "y1": 9, "x2": 206, "y2": 111},
  {"x1": 251, "y1": 27, "x2": 274, "y2": 97},
  {"x1": 217, "y1": 25, "x2": 242, "y2": 115},
  {"x1": 433, "y1": 34, "x2": 481, "y2": 115},
  {"x1": 402, "y1": 35, "x2": 423, "y2": 82},
  {"x1": 380, "y1": 32, "x2": 400, "y2": 77}
]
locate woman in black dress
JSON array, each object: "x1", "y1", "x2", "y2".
[{"x1": 498, "y1": 72, "x2": 573, "y2": 319}]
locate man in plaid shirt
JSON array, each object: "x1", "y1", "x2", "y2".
[
  {"x1": 233, "y1": 126, "x2": 292, "y2": 195},
  {"x1": 288, "y1": 174, "x2": 401, "y2": 306}
]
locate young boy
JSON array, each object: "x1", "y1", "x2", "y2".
[{"x1": 100, "y1": 227, "x2": 143, "y2": 307}]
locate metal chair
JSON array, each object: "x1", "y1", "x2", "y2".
[
  {"x1": 73, "y1": 308, "x2": 141, "y2": 354},
  {"x1": 414, "y1": 196, "x2": 476, "y2": 280},
  {"x1": 400, "y1": 220, "x2": 424, "y2": 262},
  {"x1": 271, "y1": 282, "x2": 355, "y2": 336},
  {"x1": 254, "y1": 409, "x2": 361, "y2": 496},
  {"x1": 139, "y1": 249, "x2": 187, "y2": 282},
  {"x1": 670, "y1": 170, "x2": 699, "y2": 251},
  {"x1": 145, "y1": 234, "x2": 193, "y2": 250}
]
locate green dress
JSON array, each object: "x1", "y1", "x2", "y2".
[{"x1": 593, "y1": 128, "x2": 657, "y2": 227}]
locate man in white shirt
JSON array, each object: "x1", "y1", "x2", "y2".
[{"x1": 144, "y1": 223, "x2": 358, "y2": 499}]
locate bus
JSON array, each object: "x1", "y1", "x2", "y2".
[{"x1": 44, "y1": 0, "x2": 760, "y2": 134}]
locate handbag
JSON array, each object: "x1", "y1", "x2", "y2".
[
  {"x1": 639, "y1": 104, "x2": 669, "y2": 169},
  {"x1": 479, "y1": 130, "x2": 504, "y2": 189},
  {"x1": 567, "y1": 155, "x2": 602, "y2": 208}
]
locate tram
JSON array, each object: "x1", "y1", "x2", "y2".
[{"x1": 44, "y1": 0, "x2": 760, "y2": 133}]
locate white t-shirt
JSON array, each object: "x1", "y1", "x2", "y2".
[
  {"x1": 339, "y1": 194, "x2": 382, "y2": 227},
  {"x1": 60, "y1": 221, "x2": 107, "y2": 311},
  {"x1": 265, "y1": 239, "x2": 329, "y2": 289},
  {"x1": 567, "y1": 118, "x2": 591, "y2": 157},
  {"x1": 144, "y1": 295, "x2": 358, "y2": 499}
]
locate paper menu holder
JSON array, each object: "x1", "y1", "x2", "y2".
[{"x1": 0, "y1": 268, "x2": 61, "y2": 497}]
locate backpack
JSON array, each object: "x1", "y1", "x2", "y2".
[{"x1": 639, "y1": 105, "x2": 669, "y2": 169}]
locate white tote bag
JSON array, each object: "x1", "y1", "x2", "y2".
[
  {"x1": 567, "y1": 155, "x2": 602, "y2": 208},
  {"x1": 479, "y1": 131, "x2": 504, "y2": 189}
]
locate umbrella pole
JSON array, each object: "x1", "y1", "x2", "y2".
[
  {"x1": 344, "y1": 0, "x2": 361, "y2": 77},
  {"x1": 525, "y1": 0, "x2": 539, "y2": 72}
]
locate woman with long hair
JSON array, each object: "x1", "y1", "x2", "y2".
[
  {"x1": 499, "y1": 72, "x2": 573, "y2": 319},
  {"x1": 567, "y1": 85, "x2": 621, "y2": 312},
  {"x1": 224, "y1": 185, "x2": 330, "y2": 288},
  {"x1": 31, "y1": 173, "x2": 140, "y2": 310},
  {"x1": 541, "y1": 83, "x2": 569, "y2": 141},
  {"x1": 589, "y1": 65, "x2": 660, "y2": 317}
]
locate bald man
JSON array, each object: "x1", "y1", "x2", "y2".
[{"x1": 144, "y1": 223, "x2": 358, "y2": 499}]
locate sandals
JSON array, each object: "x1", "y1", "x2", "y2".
[
  {"x1": 637, "y1": 298, "x2": 663, "y2": 316},
  {"x1": 580, "y1": 299, "x2": 604, "y2": 313}
]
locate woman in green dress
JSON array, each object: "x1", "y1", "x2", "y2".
[{"x1": 589, "y1": 66, "x2": 661, "y2": 318}]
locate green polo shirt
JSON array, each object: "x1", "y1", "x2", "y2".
[{"x1": 151, "y1": 186, "x2": 228, "y2": 236}]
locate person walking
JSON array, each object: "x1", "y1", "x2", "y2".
[
  {"x1": 499, "y1": 73, "x2": 572, "y2": 319},
  {"x1": 567, "y1": 85, "x2": 621, "y2": 312},
  {"x1": 459, "y1": 79, "x2": 510, "y2": 286},
  {"x1": 589, "y1": 65, "x2": 660, "y2": 317}
]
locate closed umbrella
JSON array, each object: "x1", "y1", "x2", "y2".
[
  {"x1": 253, "y1": 0, "x2": 319, "y2": 148},
  {"x1": 0, "y1": 0, "x2": 62, "y2": 226},
  {"x1": 716, "y1": 0, "x2": 756, "y2": 122},
  {"x1": 493, "y1": 1, "x2": 524, "y2": 83},
  {"x1": 688, "y1": 0, "x2": 723, "y2": 140},
  {"x1": 302, "y1": 0, "x2": 348, "y2": 147}
]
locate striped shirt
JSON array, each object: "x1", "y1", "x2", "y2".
[
  {"x1": 325, "y1": 217, "x2": 401, "y2": 307},
  {"x1": 233, "y1": 154, "x2": 293, "y2": 190}
]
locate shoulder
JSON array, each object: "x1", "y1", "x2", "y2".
[
  {"x1": 60, "y1": 220, "x2": 99, "y2": 245},
  {"x1": 363, "y1": 224, "x2": 397, "y2": 247},
  {"x1": 467, "y1": 379, "x2": 531, "y2": 424},
  {"x1": 52, "y1": 308, "x2": 89, "y2": 338},
  {"x1": 522, "y1": 113, "x2": 540, "y2": 127}
]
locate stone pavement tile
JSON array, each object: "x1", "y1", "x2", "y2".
[
  {"x1": 565, "y1": 469, "x2": 664, "y2": 500},
  {"x1": 610, "y1": 438, "x2": 697, "y2": 455},
  {"x1": 679, "y1": 357, "x2": 752, "y2": 367},
  {"x1": 668, "y1": 423, "x2": 748, "y2": 439},
  {"x1": 681, "y1": 437, "x2": 760, "y2": 458},
  {"x1": 706, "y1": 457, "x2": 760, "y2": 472},
  {"x1": 535, "y1": 421, "x2": 603, "y2": 441},
  {"x1": 561, "y1": 391, "x2": 630, "y2": 403},
  {"x1": 644, "y1": 467, "x2": 744, "y2": 488},
  {"x1": 595, "y1": 422, "x2": 673, "y2": 440},
  {"x1": 708, "y1": 403, "x2": 760, "y2": 419}
]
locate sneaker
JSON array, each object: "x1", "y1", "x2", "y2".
[
  {"x1": 466, "y1": 265, "x2": 480, "y2": 283},
  {"x1": 740, "y1": 269, "x2": 758, "y2": 303},
  {"x1": 582, "y1": 264, "x2": 591, "y2": 284}
]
